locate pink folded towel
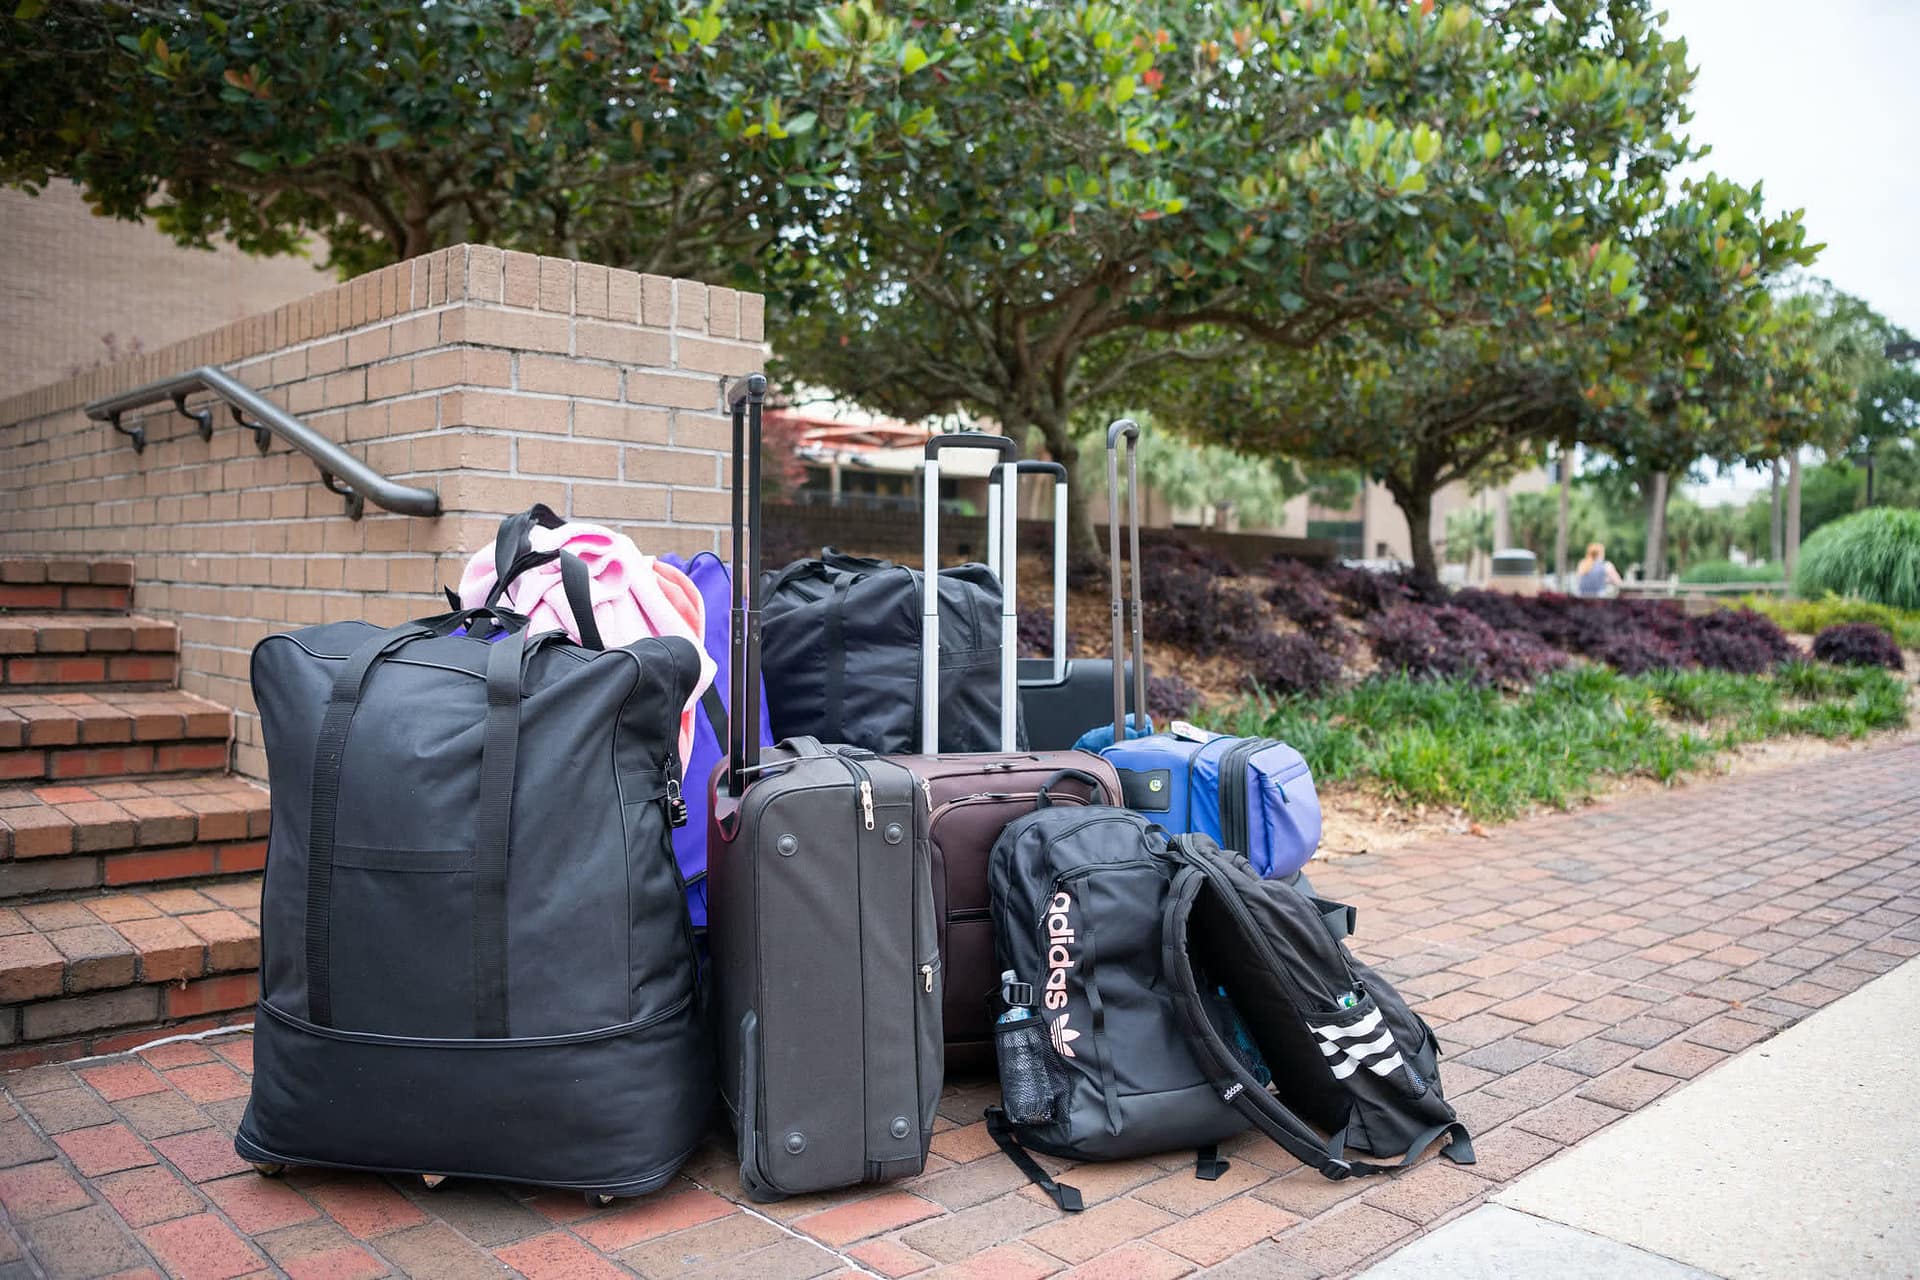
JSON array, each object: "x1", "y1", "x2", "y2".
[{"x1": 458, "y1": 521, "x2": 715, "y2": 766}]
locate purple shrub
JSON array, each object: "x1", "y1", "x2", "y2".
[
  {"x1": 1240, "y1": 630, "x2": 1345, "y2": 697},
  {"x1": 1585, "y1": 627, "x2": 1690, "y2": 676},
  {"x1": 1140, "y1": 548, "x2": 1264, "y2": 652},
  {"x1": 1368, "y1": 604, "x2": 1496, "y2": 683},
  {"x1": 1811, "y1": 622, "x2": 1905, "y2": 669},
  {"x1": 1018, "y1": 605, "x2": 1054, "y2": 660},
  {"x1": 1482, "y1": 627, "x2": 1570, "y2": 687},
  {"x1": 1148, "y1": 673, "x2": 1204, "y2": 721},
  {"x1": 1687, "y1": 608, "x2": 1795, "y2": 674},
  {"x1": 1323, "y1": 563, "x2": 1419, "y2": 616},
  {"x1": 1265, "y1": 557, "x2": 1342, "y2": 633}
]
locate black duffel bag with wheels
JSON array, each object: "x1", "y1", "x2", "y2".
[{"x1": 235, "y1": 526, "x2": 708, "y2": 1201}]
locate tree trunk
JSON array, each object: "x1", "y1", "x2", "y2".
[
  {"x1": 1769, "y1": 460, "x2": 1784, "y2": 565},
  {"x1": 1645, "y1": 470, "x2": 1671, "y2": 581},
  {"x1": 1386, "y1": 481, "x2": 1439, "y2": 582},
  {"x1": 1785, "y1": 451, "x2": 1803, "y2": 578},
  {"x1": 1554, "y1": 444, "x2": 1572, "y2": 588}
]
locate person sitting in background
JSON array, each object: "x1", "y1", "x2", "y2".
[{"x1": 1575, "y1": 542, "x2": 1622, "y2": 597}]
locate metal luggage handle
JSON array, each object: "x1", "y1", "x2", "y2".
[
  {"x1": 1107, "y1": 419, "x2": 1147, "y2": 742},
  {"x1": 1008, "y1": 461, "x2": 1069, "y2": 685},
  {"x1": 921, "y1": 433, "x2": 1020, "y2": 755},
  {"x1": 727, "y1": 374, "x2": 768, "y2": 792}
]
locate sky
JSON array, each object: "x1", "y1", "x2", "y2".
[{"x1": 1654, "y1": 0, "x2": 1919, "y2": 504}]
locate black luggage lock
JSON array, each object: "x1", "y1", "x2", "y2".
[{"x1": 665, "y1": 778, "x2": 688, "y2": 828}]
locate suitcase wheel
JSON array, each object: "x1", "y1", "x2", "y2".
[
  {"x1": 250, "y1": 1162, "x2": 287, "y2": 1179},
  {"x1": 420, "y1": 1175, "x2": 447, "y2": 1191},
  {"x1": 585, "y1": 1192, "x2": 617, "y2": 1208}
]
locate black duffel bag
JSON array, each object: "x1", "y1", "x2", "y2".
[
  {"x1": 236, "y1": 528, "x2": 708, "y2": 1200},
  {"x1": 759, "y1": 547, "x2": 1022, "y2": 754}
]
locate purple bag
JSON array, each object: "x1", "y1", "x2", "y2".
[{"x1": 661, "y1": 552, "x2": 774, "y2": 930}]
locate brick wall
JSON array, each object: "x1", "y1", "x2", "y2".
[{"x1": 0, "y1": 244, "x2": 767, "y2": 778}]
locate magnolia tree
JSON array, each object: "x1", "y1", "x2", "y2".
[
  {"x1": 772, "y1": 0, "x2": 1714, "y2": 558},
  {"x1": 0, "y1": 0, "x2": 921, "y2": 276}
]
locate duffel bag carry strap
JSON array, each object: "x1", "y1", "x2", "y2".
[
  {"x1": 306, "y1": 616, "x2": 532, "y2": 1036},
  {"x1": 485, "y1": 504, "x2": 605, "y2": 651}
]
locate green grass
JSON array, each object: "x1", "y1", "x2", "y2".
[
  {"x1": 1681, "y1": 558, "x2": 1782, "y2": 585},
  {"x1": 1211, "y1": 662, "x2": 1909, "y2": 823},
  {"x1": 1738, "y1": 593, "x2": 1920, "y2": 649},
  {"x1": 1793, "y1": 507, "x2": 1920, "y2": 609}
]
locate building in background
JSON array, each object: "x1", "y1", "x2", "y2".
[{"x1": 0, "y1": 181, "x2": 330, "y2": 400}]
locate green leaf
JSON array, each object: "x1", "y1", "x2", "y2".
[
  {"x1": 13, "y1": 0, "x2": 47, "y2": 19},
  {"x1": 234, "y1": 151, "x2": 274, "y2": 171},
  {"x1": 901, "y1": 41, "x2": 929, "y2": 75},
  {"x1": 1480, "y1": 127, "x2": 1501, "y2": 160},
  {"x1": 784, "y1": 111, "x2": 817, "y2": 136}
]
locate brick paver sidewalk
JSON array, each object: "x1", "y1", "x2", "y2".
[{"x1": 3, "y1": 740, "x2": 1916, "y2": 1279}]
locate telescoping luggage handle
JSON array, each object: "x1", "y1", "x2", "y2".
[
  {"x1": 922, "y1": 433, "x2": 1020, "y2": 755},
  {"x1": 1006, "y1": 461, "x2": 1069, "y2": 684},
  {"x1": 726, "y1": 374, "x2": 769, "y2": 794},
  {"x1": 1107, "y1": 419, "x2": 1148, "y2": 741}
]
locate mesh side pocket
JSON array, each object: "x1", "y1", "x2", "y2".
[{"x1": 995, "y1": 1012, "x2": 1064, "y2": 1127}]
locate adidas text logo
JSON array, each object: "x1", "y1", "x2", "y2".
[
  {"x1": 1043, "y1": 890, "x2": 1076, "y2": 1012},
  {"x1": 1222, "y1": 1082, "x2": 1244, "y2": 1102}
]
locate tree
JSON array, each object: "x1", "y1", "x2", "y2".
[
  {"x1": 772, "y1": 0, "x2": 1702, "y2": 561},
  {"x1": 1, "y1": 1, "x2": 919, "y2": 276}
]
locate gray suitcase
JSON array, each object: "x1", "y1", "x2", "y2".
[{"x1": 708, "y1": 377, "x2": 943, "y2": 1200}]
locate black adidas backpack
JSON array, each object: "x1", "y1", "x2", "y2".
[
  {"x1": 987, "y1": 784, "x2": 1471, "y2": 1211},
  {"x1": 1160, "y1": 834, "x2": 1474, "y2": 1179},
  {"x1": 985, "y1": 774, "x2": 1247, "y2": 1198}
]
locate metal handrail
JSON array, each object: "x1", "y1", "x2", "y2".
[{"x1": 84, "y1": 365, "x2": 441, "y2": 520}]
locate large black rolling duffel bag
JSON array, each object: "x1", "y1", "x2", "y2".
[{"x1": 235, "y1": 537, "x2": 710, "y2": 1202}]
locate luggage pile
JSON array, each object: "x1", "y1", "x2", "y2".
[{"x1": 235, "y1": 373, "x2": 1473, "y2": 1210}]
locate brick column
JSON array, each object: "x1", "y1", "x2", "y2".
[{"x1": 0, "y1": 245, "x2": 768, "y2": 779}]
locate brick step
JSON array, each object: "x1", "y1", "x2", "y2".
[
  {"x1": 0, "y1": 691, "x2": 231, "y2": 784},
  {"x1": 0, "y1": 560, "x2": 135, "y2": 614},
  {"x1": 0, "y1": 774, "x2": 267, "y2": 899},
  {"x1": 0, "y1": 614, "x2": 179, "y2": 691},
  {"x1": 0, "y1": 877, "x2": 261, "y2": 1069}
]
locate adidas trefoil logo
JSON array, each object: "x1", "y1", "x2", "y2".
[{"x1": 1049, "y1": 1013, "x2": 1080, "y2": 1058}]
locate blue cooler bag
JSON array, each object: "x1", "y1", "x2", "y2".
[{"x1": 1104, "y1": 724, "x2": 1321, "y2": 878}]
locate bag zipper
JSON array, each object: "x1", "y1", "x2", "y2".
[
  {"x1": 1034, "y1": 857, "x2": 1161, "y2": 930},
  {"x1": 1219, "y1": 738, "x2": 1271, "y2": 854}
]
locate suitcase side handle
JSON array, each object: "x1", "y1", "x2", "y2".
[
  {"x1": 1106, "y1": 419, "x2": 1147, "y2": 742},
  {"x1": 1037, "y1": 768, "x2": 1109, "y2": 808},
  {"x1": 921, "y1": 432, "x2": 1020, "y2": 755},
  {"x1": 727, "y1": 373, "x2": 768, "y2": 793}
]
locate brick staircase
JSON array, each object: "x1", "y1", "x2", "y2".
[{"x1": 0, "y1": 559, "x2": 265, "y2": 1069}]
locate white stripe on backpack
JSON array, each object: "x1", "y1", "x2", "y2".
[{"x1": 1308, "y1": 1008, "x2": 1381, "y2": 1041}]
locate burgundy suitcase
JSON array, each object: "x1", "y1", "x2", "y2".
[{"x1": 896, "y1": 436, "x2": 1120, "y2": 1068}]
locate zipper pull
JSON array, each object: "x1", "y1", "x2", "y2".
[
  {"x1": 919, "y1": 778, "x2": 932, "y2": 808},
  {"x1": 664, "y1": 778, "x2": 688, "y2": 828},
  {"x1": 921, "y1": 962, "x2": 935, "y2": 993},
  {"x1": 859, "y1": 779, "x2": 875, "y2": 830}
]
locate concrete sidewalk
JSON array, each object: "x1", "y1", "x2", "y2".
[{"x1": 1362, "y1": 953, "x2": 1920, "y2": 1279}]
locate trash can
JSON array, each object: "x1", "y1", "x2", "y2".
[{"x1": 1488, "y1": 548, "x2": 1539, "y2": 595}]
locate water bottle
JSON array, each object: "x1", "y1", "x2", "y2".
[{"x1": 994, "y1": 970, "x2": 1060, "y2": 1126}]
